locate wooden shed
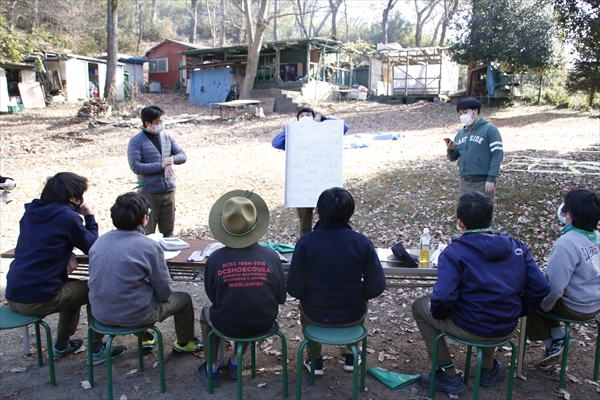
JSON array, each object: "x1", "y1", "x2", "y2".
[
  {"x1": 371, "y1": 44, "x2": 458, "y2": 102},
  {"x1": 145, "y1": 39, "x2": 207, "y2": 91},
  {"x1": 39, "y1": 53, "x2": 125, "y2": 102}
]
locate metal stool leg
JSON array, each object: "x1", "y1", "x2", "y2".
[
  {"x1": 148, "y1": 327, "x2": 165, "y2": 393},
  {"x1": 237, "y1": 341, "x2": 244, "y2": 400},
  {"x1": 275, "y1": 331, "x2": 289, "y2": 398},
  {"x1": 106, "y1": 335, "x2": 115, "y2": 400},
  {"x1": 595, "y1": 318, "x2": 600, "y2": 381},
  {"x1": 558, "y1": 322, "x2": 571, "y2": 388},
  {"x1": 38, "y1": 320, "x2": 56, "y2": 386},
  {"x1": 296, "y1": 340, "x2": 309, "y2": 400},
  {"x1": 350, "y1": 344, "x2": 359, "y2": 400},
  {"x1": 207, "y1": 330, "x2": 215, "y2": 394}
]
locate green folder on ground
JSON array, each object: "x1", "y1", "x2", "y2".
[{"x1": 367, "y1": 367, "x2": 420, "y2": 390}]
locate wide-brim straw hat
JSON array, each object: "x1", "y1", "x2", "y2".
[{"x1": 208, "y1": 190, "x2": 270, "y2": 249}]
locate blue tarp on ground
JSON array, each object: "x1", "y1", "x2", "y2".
[
  {"x1": 343, "y1": 132, "x2": 404, "y2": 149},
  {"x1": 188, "y1": 67, "x2": 232, "y2": 106}
]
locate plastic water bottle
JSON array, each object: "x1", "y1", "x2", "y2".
[{"x1": 419, "y1": 228, "x2": 431, "y2": 267}]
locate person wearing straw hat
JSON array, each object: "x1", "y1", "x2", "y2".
[{"x1": 197, "y1": 190, "x2": 286, "y2": 388}]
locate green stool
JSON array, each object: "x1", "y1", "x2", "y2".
[
  {"x1": 296, "y1": 324, "x2": 367, "y2": 400},
  {"x1": 0, "y1": 306, "x2": 56, "y2": 386},
  {"x1": 524, "y1": 311, "x2": 600, "y2": 388},
  {"x1": 431, "y1": 332, "x2": 517, "y2": 400},
  {"x1": 206, "y1": 321, "x2": 288, "y2": 400},
  {"x1": 87, "y1": 321, "x2": 165, "y2": 400}
]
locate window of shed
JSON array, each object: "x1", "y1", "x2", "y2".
[{"x1": 149, "y1": 58, "x2": 168, "y2": 73}]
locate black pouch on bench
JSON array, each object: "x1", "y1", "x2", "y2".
[{"x1": 390, "y1": 241, "x2": 419, "y2": 268}]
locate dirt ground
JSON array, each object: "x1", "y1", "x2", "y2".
[{"x1": 0, "y1": 94, "x2": 599, "y2": 400}]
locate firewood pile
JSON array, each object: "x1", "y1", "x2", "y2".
[{"x1": 77, "y1": 98, "x2": 111, "y2": 119}]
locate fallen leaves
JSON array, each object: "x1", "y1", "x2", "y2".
[{"x1": 9, "y1": 368, "x2": 26, "y2": 373}]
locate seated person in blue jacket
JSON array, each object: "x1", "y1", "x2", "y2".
[
  {"x1": 88, "y1": 192, "x2": 202, "y2": 364},
  {"x1": 197, "y1": 190, "x2": 286, "y2": 388},
  {"x1": 5, "y1": 172, "x2": 124, "y2": 362},
  {"x1": 271, "y1": 107, "x2": 349, "y2": 237},
  {"x1": 527, "y1": 188, "x2": 600, "y2": 370},
  {"x1": 412, "y1": 191, "x2": 550, "y2": 395},
  {"x1": 127, "y1": 105, "x2": 187, "y2": 237},
  {"x1": 287, "y1": 187, "x2": 386, "y2": 375}
]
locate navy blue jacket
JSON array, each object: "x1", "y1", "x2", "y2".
[
  {"x1": 287, "y1": 222, "x2": 386, "y2": 324},
  {"x1": 204, "y1": 244, "x2": 286, "y2": 337},
  {"x1": 6, "y1": 200, "x2": 98, "y2": 303},
  {"x1": 431, "y1": 232, "x2": 550, "y2": 337}
]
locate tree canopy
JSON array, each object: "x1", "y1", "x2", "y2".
[
  {"x1": 449, "y1": 0, "x2": 558, "y2": 70},
  {"x1": 553, "y1": 0, "x2": 600, "y2": 106}
]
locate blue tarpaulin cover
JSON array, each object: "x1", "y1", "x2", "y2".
[
  {"x1": 343, "y1": 132, "x2": 404, "y2": 149},
  {"x1": 188, "y1": 67, "x2": 232, "y2": 106}
]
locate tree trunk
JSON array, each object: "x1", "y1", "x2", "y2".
[
  {"x1": 429, "y1": 18, "x2": 441, "y2": 47},
  {"x1": 329, "y1": 0, "x2": 339, "y2": 38},
  {"x1": 6, "y1": 0, "x2": 18, "y2": 30},
  {"x1": 414, "y1": 0, "x2": 438, "y2": 47},
  {"x1": 219, "y1": 0, "x2": 226, "y2": 46},
  {"x1": 31, "y1": 0, "x2": 39, "y2": 33},
  {"x1": 273, "y1": 0, "x2": 278, "y2": 41},
  {"x1": 243, "y1": 0, "x2": 254, "y2": 44},
  {"x1": 438, "y1": 0, "x2": 459, "y2": 46},
  {"x1": 295, "y1": 0, "x2": 308, "y2": 38},
  {"x1": 136, "y1": 0, "x2": 144, "y2": 53},
  {"x1": 189, "y1": 0, "x2": 199, "y2": 43},
  {"x1": 152, "y1": 0, "x2": 157, "y2": 21},
  {"x1": 314, "y1": 10, "x2": 332, "y2": 37},
  {"x1": 381, "y1": 0, "x2": 397, "y2": 45},
  {"x1": 240, "y1": 0, "x2": 270, "y2": 99},
  {"x1": 105, "y1": 0, "x2": 119, "y2": 101}
]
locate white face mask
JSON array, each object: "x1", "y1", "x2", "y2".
[
  {"x1": 152, "y1": 123, "x2": 164, "y2": 134},
  {"x1": 557, "y1": 203, "x2": 567, "y2": 224},
  {"x1": 459, "y1": 110, "x2": 475, "y2": 126},
  {"x1": 299, "y1": 116, "x2": 313, "y2": 121}
]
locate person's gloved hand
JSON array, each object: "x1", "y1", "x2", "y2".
[
  {"x1": 319, "y1": 115, "x2": 327, "y2": 122},
  {"x1": 164, "y1": 165, "x2": 175, "y2": 178},
  {"x1": 161, "y1": 157, "x2": 174, "y2": 169}
]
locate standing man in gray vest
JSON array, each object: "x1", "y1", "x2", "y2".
[{"x1": 128, "y1": 105, "x2": 186, "y2": 237}]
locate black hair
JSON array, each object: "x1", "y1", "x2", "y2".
[
  {"x1": 40, "y1": 172, "x2": 88, "y2": 204},
  {"x1": 457, "y1": 191, "x2": 493, "y2": 230},
  {"x1": 456, "y1": 97, "x2": 482, "y2": 114},
  {"x1": 141, "y1": 105, "x2": 165, "y2": 128},
  {"x1": 110, "y1": 192, "x2": 150, "y2": 230},
  {"x1": 563, "y1": 188, "x2": 600, "y2": 231},
  {"x1": 316, "y1": 187, "x2": 355, "y2": 224},
  {"x1": 296, "y1": 107, "x2": 315, "y2": 120}
]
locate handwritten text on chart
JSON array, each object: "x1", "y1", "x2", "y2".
[{"x1": 284, "y1": 120, "x2": 344, "y2": 207}]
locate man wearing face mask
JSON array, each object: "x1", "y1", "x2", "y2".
[
  {"x1": 527, "y1": 189, "x2": 600, "y2": 370},
  {"x1": 127, "y1": 105, "x2": 187, "y2": 237},
  {"x1": 445, "y1": 97, "x2": 503, "y2": 228},
  {"x1": 88, "y1": 192, "x2": 202, "y2": 359},
  {"x1": 271, "y1": 107, "x2": 349, "y2": 237}
]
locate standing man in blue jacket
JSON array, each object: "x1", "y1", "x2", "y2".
[
  {"x1": 272, "y1": 107, "x2": 349, "y2": 237},
  {"x1": 445, "y1": 97, "x2": 503, "y2": 227},
  {"x1": 411, "y1": 191, "x2": 550, "y2": 396},
  {"x1": 127, "y1": 105, "x2": 186, "y2": 237}
]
